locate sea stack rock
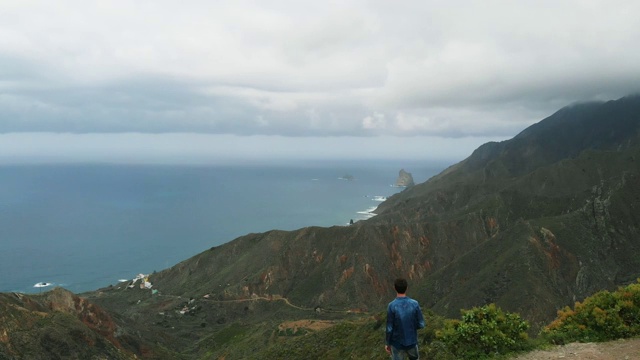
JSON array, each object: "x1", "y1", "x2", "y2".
[{"x1": 395, "y1": 169, "x2": 415, "y2": 187}]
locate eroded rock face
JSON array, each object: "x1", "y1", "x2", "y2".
[
  {"x1": 0, "y1": 288, "x2": 137, "y2": 359},
  {"x1": 395, "y1": 169, "x2": 415, "y2": 187}
]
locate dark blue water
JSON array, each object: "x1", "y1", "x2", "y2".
[{"x1": 0, "y1": 161, "x2": 444, "y2": 293}]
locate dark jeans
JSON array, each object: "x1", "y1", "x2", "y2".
[{"x1": 390, "y1": 344, "x2": 419, "y2": 360}]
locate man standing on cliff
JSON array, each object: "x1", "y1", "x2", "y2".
[{"x1": 385, "y1": 278, "x2": 425, "y2": 360}]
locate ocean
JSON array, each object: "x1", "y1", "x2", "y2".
[{"x1": 0, "y1": 160, "x2": 445, "y2": 294}]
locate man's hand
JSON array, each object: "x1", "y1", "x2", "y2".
[{"x1": 384, "y1": 345, "x2": 391, "y2": 354}]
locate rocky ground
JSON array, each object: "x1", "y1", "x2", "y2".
[{"x1": 511, "y1": 338, "x2": 640, "y2": 360}]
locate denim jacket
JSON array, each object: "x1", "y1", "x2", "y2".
[{"x1": 385, "y1": 296, "x2": 425, "y2": 349}]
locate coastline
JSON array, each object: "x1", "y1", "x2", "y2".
[{"x1": 0, "y1": 162, "x2": 441, "y2": 294}]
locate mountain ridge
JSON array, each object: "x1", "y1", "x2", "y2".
[{"x1": 130, "y1": 94, "x2": 640, "y2": 327}]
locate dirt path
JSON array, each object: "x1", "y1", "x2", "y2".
[
  {"x1": 205, "y1": 296, "x2": 313, "y2": 311},
  {"x1": 278, "y1": 319, "x2": 337, "y2": 332},
  {"x1": 203, "y1": 295, "x2": 356, "y2": 313},
  {"x1": 511, "y1": 338, "x2": 640, "y2": 359}
]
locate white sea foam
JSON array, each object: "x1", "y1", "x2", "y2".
[{"x1": 357, "y1": 206, "x2": 378, "y2": 218}]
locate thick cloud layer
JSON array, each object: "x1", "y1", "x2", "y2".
[{"x1": 1, "y1": 1, "x2": 639, "y2": 161}]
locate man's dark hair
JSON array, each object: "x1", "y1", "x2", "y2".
[{"x1": 394, "y1": 278, "x2": 408, "y2": 294}]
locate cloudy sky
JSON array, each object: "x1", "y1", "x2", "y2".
[{"x1": 1, "y1": 0, "x2": 639, "y2": 164}]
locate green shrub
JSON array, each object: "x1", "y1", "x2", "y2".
[
  {"x1": 423, "y1": 340, "x2": 457, "y2": 360},
  {"x1": 420, "y1": 309, "x2": 447, "y2": 344},
  {"x1": 542, "y1": 279, "x2": 640, "y2": 344},
  {"x1": 437, "y1": 303, "x2": 530, "y2": 359}
]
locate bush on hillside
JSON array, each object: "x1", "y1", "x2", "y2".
[
  {"x1": 420, "y1": 309, "x2": 447, "y2": 343},
  {"x1": 542, "y1": 279, "x2": 640, "y2": 344},
  {"x1": 437, "y1": 303, "x2": 530, "y2": 359}
]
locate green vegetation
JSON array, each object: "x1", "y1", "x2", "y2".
[
  {"x1": 248, "y1": 319, "x2": 387, "y2": 360},
  {"x1": 542, "y1": 279, "x2": 640, "y2": 344},
  {"x1": 6, "y1": 288, "x2": 638, "y2": 360},
  {"x1": 438, "y1": 304, "x2": 530, "y2": 359},
  {"x1": 242, "y1": 306, "x2": 532, "y2": 360},
  {"x1": 212, "y1": 323, "x2": 249, "y2": 346},
  {"x1": 242, "y1": 286, "x2": 640, "y2": 360}
]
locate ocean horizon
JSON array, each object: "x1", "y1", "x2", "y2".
[{"x1": 0, "y1": 160, "x2": 446, "y2": 294}]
